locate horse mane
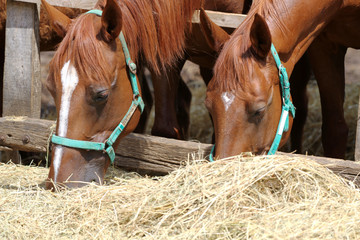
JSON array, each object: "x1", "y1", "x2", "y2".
[
  {"x1": 51, "y1": 0, "x2": 204, "y2": 82},
  {"x1": 211, "y1": 0, "x2": 289, "y2": 92}
]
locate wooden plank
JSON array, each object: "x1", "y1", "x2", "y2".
[
  {"x1": 14, "y1": 0, "x2": 97, "y2": 9},
  {"x1": 3, "y1": 0, "x2": 41, "y2": 118},
  {"x1": 0, "y1": 117, "x2": 54, "y2": 152},
  {"x1": 114, "y1": 133, "x2": 210, "y2": 175},
  {"x1": 15, "y1": 0, "x2": 245, "y2": 28},
  {"x1": 192, "y1": 10, "x2": 246, "y2": 29},
  {"x1": 355, "y1": 92, "x2": 360, "y2": 161},
  {"x1": 116, "y1": 133, "x2": 209, "y2": 165},
  {"x1": 279, "y1": 152, "x2": 360, "y2": 186},
  {"x1": 1, "y1": 117, "x2": 360, "y2": 185}
]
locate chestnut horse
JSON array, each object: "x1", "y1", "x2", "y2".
[
  {"x1": 42, "y1": 0, "x2": 203, "y2": 189},
  {"x1": 151, "y1": 0, "x2": 311, "y2": 157},
  {"x1": 200, "y1": 0, "x2": 360, "y2": 159}
]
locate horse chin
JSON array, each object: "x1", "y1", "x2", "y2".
[{"x1": 46, "y1": 150, "x2": 110, "y2": 190}]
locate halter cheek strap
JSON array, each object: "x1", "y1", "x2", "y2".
[
  {"x1": 267, "y1": 43, "x2": 295, "y2": 154},
  {"x1": 209, "y1": 43, "x2": 295, "y2": 161},
  {"x1": 51, "y1": 9, "x2": 144, "y2": 164}
]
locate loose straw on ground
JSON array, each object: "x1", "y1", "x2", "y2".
[{"x1": 1, "y1": 155, "x2": 360, "y2": 239}]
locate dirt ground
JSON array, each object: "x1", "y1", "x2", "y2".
[{"x1": 40, "y1": 48, "x2": 360, "y2": 159}]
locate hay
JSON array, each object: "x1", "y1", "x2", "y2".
[{"x1": 1, "y1": 155, "x2": 360, "y2": 239}]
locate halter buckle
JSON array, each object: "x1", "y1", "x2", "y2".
[
  {"x1": 133, "y1": 94, "x2": 145, "y2": 113},
  {"x1": 128, "y1": 61, "x2": 137, "y2": 74}
]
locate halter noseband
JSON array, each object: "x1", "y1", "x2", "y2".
[
  {"x1": 209, "y1": 43, "x2": 295, "y2": 161},
  {"x1": 51, "y1": 9, "x2": 145, "y2": 164}
]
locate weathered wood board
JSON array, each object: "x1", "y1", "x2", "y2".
[
  {"x1": 0, "y1": 116, "x2": 54, "y2": 152},
  {"x1": 192, "y1": 10, "x2": 246, "y2": 29},
  {"x1": 14, "y1": 0, "x2": 98, "y2": 9},
  {"x1": 1, "y1": 117, "x2": 360, "y2": 185},
  {"x1": 3, "y1": 0, "x2": 41, "y2": 118},
  {"x1": 3, "y1": 0, "x2": 42, "y2": 164},
  {"x1": 15, "y1": 0, "x2": 245, "y2": 29}
]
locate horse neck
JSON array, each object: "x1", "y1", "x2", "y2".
[{"x1": 263, "y1": 0, "x2": 344, "y2": 74}]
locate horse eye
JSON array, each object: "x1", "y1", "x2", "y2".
[
  {"x1": 253, "y1": 107, "x2": 265, "y2": 117},
  {"x1": 249, "y1": 106, "x2": 266, "y2": 124},
  {"x1": 93, "y1": 90, "x2": 109, "y2": 103}
]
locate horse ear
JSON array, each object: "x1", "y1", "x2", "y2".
[
  {"x1": 250, "y1": 14, "x2": 271, "y2": 59},
  {"x1": 41, "y1": 0, "x2": 71, "y2": 38},
  {"x1": 101, "y1": 0, "x2": 122, "y2": 42},
  {"x1": 199, "y1": 8, "x2": 230, "y2": 52}
]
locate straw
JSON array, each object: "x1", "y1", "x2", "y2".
[{"x1": 1, "y1": 154, "x2": 360, "y2": 239}]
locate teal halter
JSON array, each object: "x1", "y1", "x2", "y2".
[
  {"x1": 51, "y1": 9, "x2": 144, "y2": 164},
  {"x1": 209, "y1": 43, "x2": 295, "y2": 161}
]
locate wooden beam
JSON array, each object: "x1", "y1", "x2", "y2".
[
  {"x1": 0, "y1": 117, "x2": 360, "y2": 185},
  {"x1": 15, "y1": 0, "x2": 245, "y2": 28},
  {"x1": 0, "y1": 116, "x2": 54, "y2": 152},
  {"x1": 192, "y1": 10, "x2": 246, "y2": 29},
  {"x1": 114, "y1": 133, "x2": 210, "y2": 175},
  {"x1": 279, "y1": 152, "x2": 360, "y2": 186},
  {"x1": 3, "y1": 0, "x2": 41, "y2": 118},
  {"x1": 14, "y1": 0, "x2": 98, "y2": 9}
]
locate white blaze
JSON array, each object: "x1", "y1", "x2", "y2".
[
  {"x1": 221, "y1": 92, "x2": 235, "y2": 111},
  {"x1": 53, "y1": 61, "x2": 79, "y2": 182}
]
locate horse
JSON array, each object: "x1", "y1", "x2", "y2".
[
  {"x1": 199, "y1": 0, "x2": 360, "y2": 159},
  {"x1": 41, "y1": 0, "x2": 204, "y2": 189},
  {"x1": 150, "y1": 0, "x2": 312, "y2": 157}
]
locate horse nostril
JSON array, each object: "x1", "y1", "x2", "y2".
[{"x1": 89, "y1": 177, "x2": 102, "y2": 184}]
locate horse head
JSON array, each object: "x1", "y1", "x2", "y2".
[
  {"x1": 42, "y1": 0, "x2": 143, "y2": 189},
  {"x1": 200, "y1": 10, "x2": 293, "y2": 159}
]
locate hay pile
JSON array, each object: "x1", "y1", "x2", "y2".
[{"x1": 1, "y1": 155, "x2": 360, "y2": 239}]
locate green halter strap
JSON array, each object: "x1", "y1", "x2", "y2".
[
  {"x1": 267, "y1": 43, "x2": 295, "y2": 154},
  {"x1": 209, "y1": 43, "x2": 295, "y2": 161},
  {"x1": 51, "y1": 9, "x2": 144, "y2": 164}
]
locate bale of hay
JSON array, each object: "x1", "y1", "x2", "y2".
[{"x1": 1, "y1": 155, "x2": 360, "y2": 239}]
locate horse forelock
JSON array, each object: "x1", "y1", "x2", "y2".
[
  {"x1": 51, "y1": 14, "x2": 113, "y2": 87},
  {"x1": 212, "y1": 0, "x2": 288, "y2": 92}
]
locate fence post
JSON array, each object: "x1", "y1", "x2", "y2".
[
  {"x1": 2, "y1": 0, "x2": 41, "y2": 163},
  {"x1": 355, "y1": 92, "x2": 360, "y2": 161}
]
